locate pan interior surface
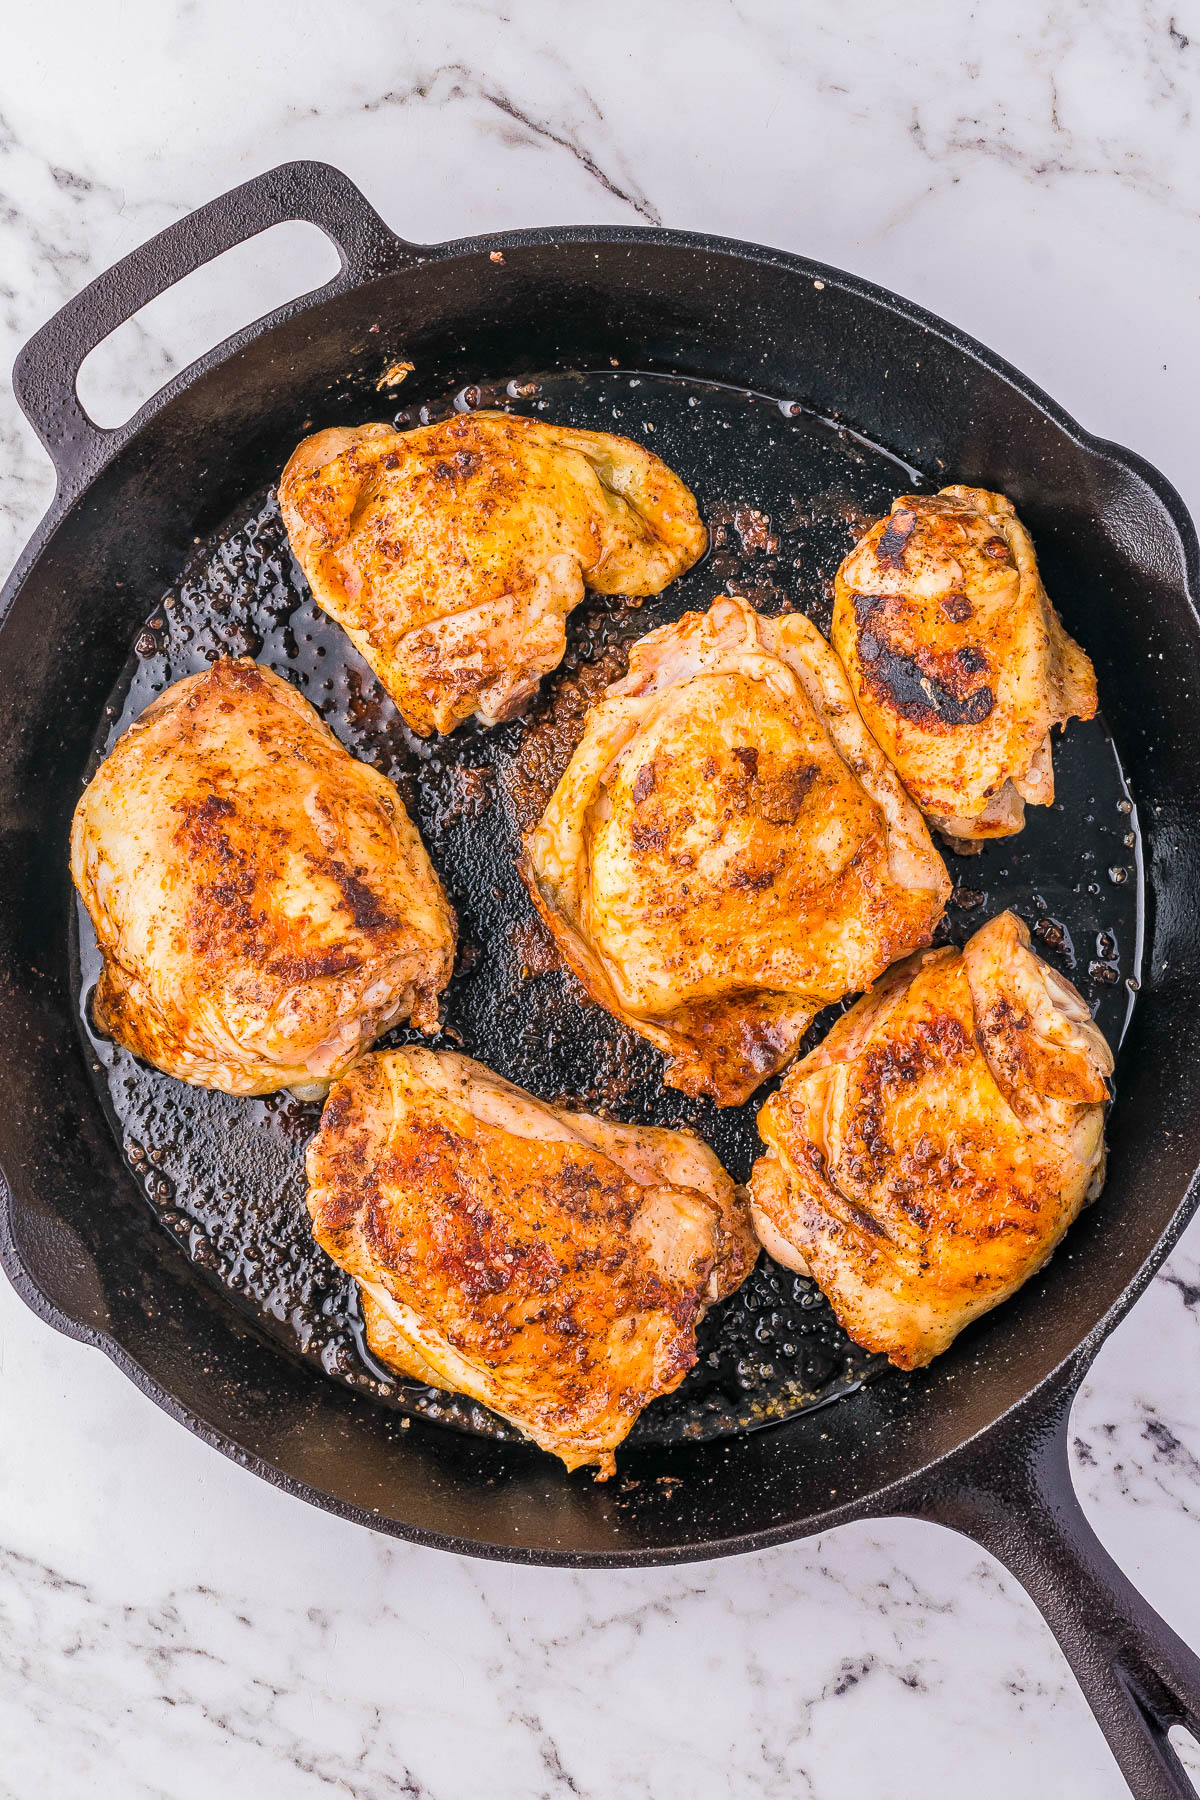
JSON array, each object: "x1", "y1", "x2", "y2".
[{"x1": 71, "y1": 367, "x2": 1142, "y2": 1457}]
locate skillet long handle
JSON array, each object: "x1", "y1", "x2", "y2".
[
  {"x1": 904, "y1": 1376, "x2": 1200, "y2": 1798},
  {"x1": 12, "y1": 159, "x2": 409, "y2": 486}
]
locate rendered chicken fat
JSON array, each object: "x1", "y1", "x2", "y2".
[
  {"x1": 521, "y1": 595, "x2": 951, "y2": 1106},
  {"x1": 279, "y1": 410, "x2": 707, "y2": 736},
  {"x1": 305, "y1": 1049, "x2": 757, "y2": 1476},
  {"x1": 831, "y1": 487, "x2": 1097, "y2": 849},
  {"x1": 750, "y1": 911, "x2": 1113, "y2": 1369},
  {"x1": 70, "y1": 660, "x2": 455, "y2": 1095}
]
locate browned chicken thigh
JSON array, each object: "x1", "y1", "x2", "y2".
[
  {"x1": 522, "y1": 595, "x2": 950, "y2": 1107},
  {"x1": 71, "y1": 660, "x2": 455, "y2": 1095},
  {"x1": 306, "y1": 1049, "x2": 757, "y2": 1476},
  {"x1": 831, "y1": 488, "x2": 1097, "y2": 850},
  {"x1": 279, "y1": 411, "x2": 707, "y2": 736},
  {"x1": 750, "y1": 911, "x2": 1112, "y2": 1368}
]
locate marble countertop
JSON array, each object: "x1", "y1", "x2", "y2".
[{"x1": 3, "y1": 4, "x2": 1199, "y2": 1795}]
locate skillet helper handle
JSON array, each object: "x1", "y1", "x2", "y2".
[
  {"x1": 12, "y1": 159, "x2": 405, "y2": 486},
  {"x1": 906, "y1": 1376, "x2": 1200, "y2": 1798}
]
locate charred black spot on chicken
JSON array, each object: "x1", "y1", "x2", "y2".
[{"x1": 852, "y1": 594, "x2": 995, "y2": 729}]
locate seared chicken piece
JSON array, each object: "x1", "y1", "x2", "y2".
[
  {"x1": 521, "y1": 595, "x2": 950, "y2": 1107},
  {"x1": 831, "y1": 487, "x2": 1097, "y2": 851},
  {"x1": 71, "y1": 660, "x2": 455, "y2": 1096},
  {"x1": 278, "y1": 411, "x2": 706, "y2": 736},
  {"x1": 306, "y1": 1048, "x2": 757, "y2": 1476},
  {"x1": 750, "y1": 911, "x2": 1112, "y2": 1369}
]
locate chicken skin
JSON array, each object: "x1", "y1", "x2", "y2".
[
  {"x1": 278, "y1": 411, "x2": 707, "y2": 736},
  {"x1": 71, "y1": 660, "x2": 455, "y2": 1096},
  {"x1": 750, "y1": 911, "x2": 1112, "y2": 1369},
  {"x1": 831, "y1": 487, "x2": 1097, "y2": 851},
  {"x1": 306, "y1": 1049, "x2": 757, "y2": 1476},
  {"x1": 521, "y1": 595, "x2": 950, "y2": 1107}
]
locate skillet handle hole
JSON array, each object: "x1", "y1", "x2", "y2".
[
  {"x1": 75, "y1": 220, "x2": 341, "y2": 430},
  {"x1": 1169, "y1": 1727, "x2": 1200, "y2": 1796}
]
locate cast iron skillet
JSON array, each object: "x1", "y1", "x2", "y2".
[{"x1": 2, "y1": 161, "x2": 1199, "y2": 1796}]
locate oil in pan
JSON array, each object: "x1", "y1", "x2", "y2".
[{"x1": 72, "y1": 369, "x2": 1143, "y2": 1449}]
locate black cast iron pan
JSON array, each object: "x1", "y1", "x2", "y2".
[{"x1": 3, "y1": 161, "x2": 1200, "y2": 1796}]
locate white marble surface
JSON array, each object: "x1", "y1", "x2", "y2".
[{"x1": 2, "y1": 3, "x2": 1200, "y2": 1795}]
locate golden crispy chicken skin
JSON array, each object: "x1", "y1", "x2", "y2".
[
  {"x1": 305, "y1": 1049, "x2": 757, "y2": 1476},
  {"x1": 71, "y1": 660, "x2": 455, "y2": 1096},
  {"x1": 278, "y1": 410, "x2": 707, "y2": 736},
  {"x1": 521, "y1": 595, "x2": 950, "y2": 1108},
  {"x1": 831, "y1": 487, "x2": 1097, "y2": 851},
  {"x1": 750, "y1": 911, "x2": 1112, "y2": 1369}
]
